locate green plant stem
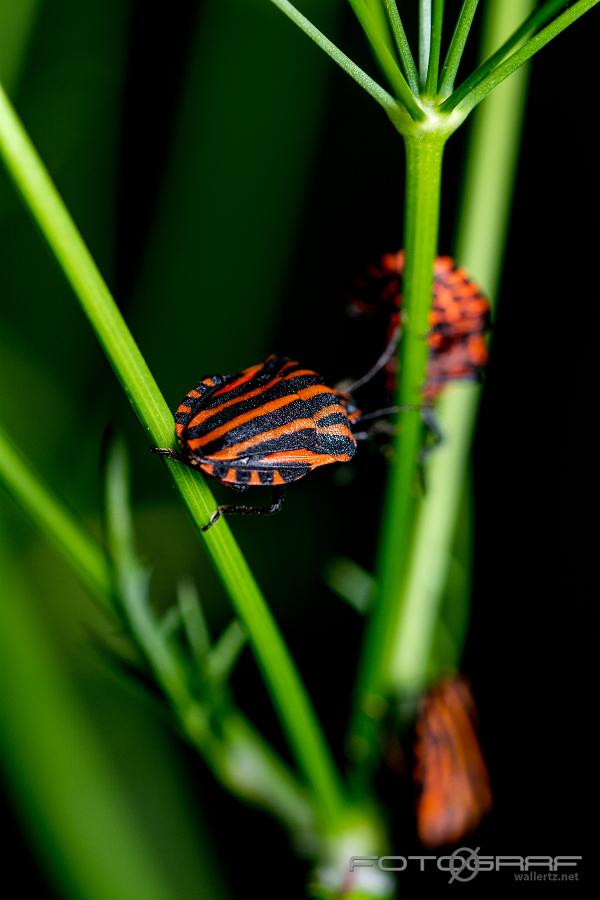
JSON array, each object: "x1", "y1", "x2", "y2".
[
  {"x1": 425, "y1": 0, "x2": 445, "y2": 96},
  {"x1": 269, "y1": 0, "x2": 416, "y2": 119},
  {"x1": 419, "y1": 0, "x2": 432, "y2": 86},
  {"x1": 443, "y1": 0, "x2": 598, "y2": 113},
  {"x1": 382, "y1": 0, "x2": 420, "y2": 93},
  {"x1": 438, "y1": 0, "x2": 480, "y2": 98},
  {"x1": 384, "y1": 0, "x2": 536, "y2": 694},
  {"x1": 0, "y1": 82, "x2": 345, "y2": 830},
  {"x1": 349, "y1": 131, "x2": 446, "y2": 769},
  {"x1": 0, "y1": 422, "x2": 112, "y2": 608}
]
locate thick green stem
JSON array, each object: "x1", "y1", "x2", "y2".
[
  {"x1": 0, "y1": 82, "x2": 345, "y2": 830},
  {"x1": 349, "y1": 131, "x2": 446, "y2": 766}
]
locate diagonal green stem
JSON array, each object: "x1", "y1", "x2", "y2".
[
  {"x1": 268, "y1": 0, "x2": 414, "y2": 118},
  {"x1": 382, "y1": 0, "x2": 420, "y2": 93},
  {"x1": 0, "y1": 422, "x2": 112, "y2": 608},
  {"x1": 443, "y1": 0, "x2": 598, "y2": 113},
  {"x1": 0, "y1": 82, "x2": 345, "y2": 830},
  {"x1": 438, "y1": 0, "x2": 480, "y2": 98}
]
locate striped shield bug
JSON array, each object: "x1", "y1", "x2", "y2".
[
  {"x1": 349, "y1": 251, "x2": 491, "y2": 399},
  {"x1": 152, "y1": 334, "x2": 401, "y2": 531}
]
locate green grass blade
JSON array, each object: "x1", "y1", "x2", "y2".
[
  {"x1": 0, "y1": 82, "x2": 346, "y2": 829},
  {"x1": 438, "y1": 0, "x2": 480, "y2": 98}
]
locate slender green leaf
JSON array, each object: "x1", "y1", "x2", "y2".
[
  {"x1": 324, "y1": 557, "x2": 373, "y2": 614},
  {"x1": 208, "y1": 620, "x2": 247, "y2": 684},
  {"x1": 177, "y1": 577, "x2": 211, "y2": 667}
]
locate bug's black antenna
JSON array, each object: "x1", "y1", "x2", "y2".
[
  {"x1": 345, "y1": 325, "x2": 401, "y2": 394},
  {"x1": 354, "y1": 404, "x2": 421, "y2": 423}
]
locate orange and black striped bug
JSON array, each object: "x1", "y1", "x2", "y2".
[
  {"x1": 350, "y1": 250, "x2": 491, "y2": 400},
  {"x1": 414, "y1": 676, "x2": 492, "y2": 847},
  {"x1": 152, "y1": 335, "x2": 401, "y2": 531}
]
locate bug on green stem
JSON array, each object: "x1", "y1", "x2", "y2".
[{"x1": 152, "y1": 331, "x2": 403, "y2": 531}]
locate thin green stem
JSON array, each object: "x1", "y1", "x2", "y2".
[
  {"x1": 383, "y1": 0, "x2": 536, "y2": 695},
  {"x1": 438, "y1": 0, "x2": 480, "y2": 98},
  {"x1": 425, "y1": 0, "x2": 445, "y2": 96},
  {"x1": 443, "y1": 0, "x2": 597, "y2": 113},
  {"x1": 382, "y1": 0, "x2": 420, "y2": 93},
  {"x1": 349, "y1": 132, "x2": 446, "y2": 770},
  {"x1": 268, "y1": 0, "x2": 411, "y2": 118},
  {"x1": 348, "y1": 0, "x2": 424, "y2": 115},
  {"x1": 0, "y1": 422, "x2": 112, "y2": 608},
  {"x1": 418, "y1": 1, "x2": 432, "y2": 87},
  {"x1": 0, "y1": 82, "x2": 345, "y2": 830},
  {"x1": 442, "y1": 0, "x2": 566, "y2": 110}
]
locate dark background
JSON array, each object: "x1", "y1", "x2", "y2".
[{"x1": 1, "y1": 0, "x2": 596, "y2": 894}]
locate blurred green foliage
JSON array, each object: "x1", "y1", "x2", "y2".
[{"x1": 0, "y1": 0, "x2": 344, "y2": 895}]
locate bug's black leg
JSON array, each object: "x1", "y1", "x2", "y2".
[
  {"x1": 150, "y1": 447, "x2": 198, "y2": 471},
  {"x1": 342, "y1": 325, "x2": 401, "y2": 394},
  {"x1": 201, "y1": 486, "x2": 286, "y2": 532}
]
